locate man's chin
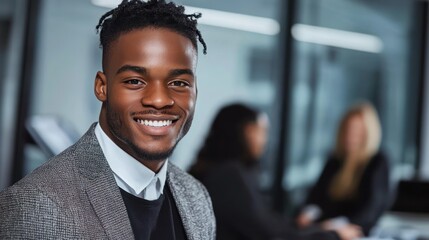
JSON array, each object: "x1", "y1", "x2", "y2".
[{"x1": 130, "y1": 145, "x2": 176, "y2": 162}]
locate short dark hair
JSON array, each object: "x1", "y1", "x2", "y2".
[{"x1": 96, "y1": 0, "x2": 207, "y2": 59}]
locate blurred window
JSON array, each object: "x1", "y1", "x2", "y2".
[{"x1": 283, "y1": 0, "x2": 422, "y2": 207}]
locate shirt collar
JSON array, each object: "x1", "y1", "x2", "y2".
[{"x1": 94, "y1": 123, "x2": 168, "y2": 198}]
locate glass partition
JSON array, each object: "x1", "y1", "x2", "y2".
[{"x1": 283, "y1": 0, "x2": 422, "y2": 208}]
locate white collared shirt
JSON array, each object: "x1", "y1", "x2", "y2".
[{"x1": 95, "y1": 123, "x2": 168, "y2": 200}]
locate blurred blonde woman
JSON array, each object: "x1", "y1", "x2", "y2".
[{"x1": 296, "y1": 102, "x2": 390, "y2": 236}]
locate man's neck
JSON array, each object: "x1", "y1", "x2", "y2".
[
  {"x1": 138, "y1": 159, "x2": 166, "y2": 173},
  {"x1": 98, "y1": 120, "x2": 167, "y2": 173}
]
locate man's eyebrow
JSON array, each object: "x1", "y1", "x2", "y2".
[
  {"x1": 116, "y1": 65, "x2": 148, "y2": 75},
  {"x1": 168, "y1": 69, "x2": 194, "y2": 78}
]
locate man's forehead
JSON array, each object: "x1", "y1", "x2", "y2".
[
  {"x1": 107, "y1": 29, "x2": 196, "y2": 54},
  {"x1": 103, "y1": 28, "x2": 198, "y2": 72}
]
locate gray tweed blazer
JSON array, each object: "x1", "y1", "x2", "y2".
[{"x1": 0, "y1": 124, "x2": 216, "y2": 240}]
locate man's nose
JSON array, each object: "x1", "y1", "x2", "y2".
[{"x1": 141, "y1": 82, "x2": 174, "y2": 109}]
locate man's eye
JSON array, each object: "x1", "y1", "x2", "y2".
[
  {"x1": 170, "y1": 81, "x2": 189, "y2": 87},
  {"x1": 125, "y1": 79, "x2": 143, "y2": 85}
]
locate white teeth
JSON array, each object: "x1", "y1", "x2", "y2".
[{"x1": 137, "y1": 119, "x2": 173, "y2": 127}]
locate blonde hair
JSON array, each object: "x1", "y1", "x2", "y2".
[{"x1": 329, "y1": 102, "x2": 382, "y2": 200}]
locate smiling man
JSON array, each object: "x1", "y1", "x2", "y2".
[{"x1": 0, "y1": 1, "x2": 215, "y2": 239}]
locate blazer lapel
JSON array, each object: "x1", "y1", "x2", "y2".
[
  {"x1": 167, "y1": 163, "x2": 201, "y2": 240},
  {"x1": 76, "y1": 124, "x2": 134, "y2": 239}
]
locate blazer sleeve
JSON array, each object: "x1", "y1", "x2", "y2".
[{"x1": 0, "y1": 185, "x2": 76, "y2": 239}]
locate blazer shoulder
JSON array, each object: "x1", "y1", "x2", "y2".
[
  {"x1": 0, "y1": 125, "x2": 99, "y2": 211},
  {"x1": 0, "y1": 180, "x2": 77, "y2": 238}
]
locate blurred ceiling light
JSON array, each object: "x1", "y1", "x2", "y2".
[
  {"x1": 91, "y1": 0, "x2": 280, "y2": 36},
  {"x1": 291, "y1": 24, "x2": 383, "y2": 53},
  {"x1": 184, "y1": 6, "x2": 280, "y2": 35}
]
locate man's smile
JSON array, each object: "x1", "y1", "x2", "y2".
[
  {"x1": 135, "y1": 119, "x2": 173, "y2": 127},
  {"x1": 132, "y1": 115, "x2": 180, "y2": 136}
]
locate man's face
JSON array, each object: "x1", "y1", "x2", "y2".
[{"x1": 95, "y1": 28, "x2": 197, "y2": 164}]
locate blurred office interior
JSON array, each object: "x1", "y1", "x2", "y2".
[{"x1": 1, "y1": 0, "x2": 429, "y2": 238}]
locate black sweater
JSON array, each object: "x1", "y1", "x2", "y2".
[{"x1": 120, "y1": 185, "x2": 187, "y2": 240}]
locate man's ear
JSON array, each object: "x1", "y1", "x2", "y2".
[{"x1": 94, "y1": 71, "x2": 107, "y2": 102}]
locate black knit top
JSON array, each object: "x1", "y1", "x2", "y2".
[{"x1": 120, "y1": 185, "x2": 187, "y2": 240}]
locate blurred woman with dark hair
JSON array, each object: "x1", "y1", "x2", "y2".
[
  {"x1": 190, "y1": 103, "x2": 268, "y2": 179},
  {"x1": 296, "y1": 102, "x2": 390, "y2": 235},
  {"x1": 190, "y1": 103, "x2": 361, "y2": 240}
]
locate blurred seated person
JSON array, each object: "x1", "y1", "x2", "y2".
[
  {"x1": 190, "y1": 103, "x2": 362, "y2": 240},
  {"x1": 296, "y1": 102, "x2": 390, "y2": 236}
]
